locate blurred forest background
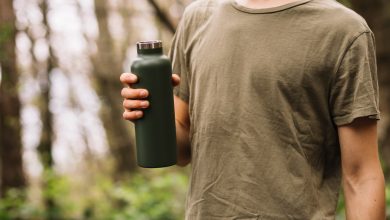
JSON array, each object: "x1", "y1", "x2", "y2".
[{"x1": 0, "y1": 0, "x2": 389, "y2": 219}]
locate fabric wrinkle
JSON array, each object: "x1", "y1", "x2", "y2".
[{"x1": 172, "y1": 0, "x2": 381, "y2": 219}]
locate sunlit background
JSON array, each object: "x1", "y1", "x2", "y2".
[{"x1": 0, "y1": 0, "x2": 389, "y2": 219}]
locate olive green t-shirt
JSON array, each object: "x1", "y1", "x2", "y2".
[{"x1": 169, "y1": 0, "x2": 380, "y2": 219}]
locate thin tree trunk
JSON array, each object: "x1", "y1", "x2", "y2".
[
  {"x1": 147, "y1": 0, "x2": 176, "y2": 34},
  {"x1": 38, "y1": 0, "x2": 55, "y2": 172},
  {"x1": 37, "y1": 0, "x2": 60, "y2": 218},
  {"x1": 350, "y1": 0, "x2": 390, "y2": 177},
  {"x1": 0, "y1": 0, "x2": 26, "y2": 197},
  {"x1": 93, "y1": 0, "x2": 137, "y2": 177}
]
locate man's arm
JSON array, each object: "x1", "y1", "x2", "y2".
[
  {"x1": 174, "y1": 95, "x2": 191, "y2": 166},
  {"x1": 338, "y1": 117, "x2": 385, "y2": 219}
]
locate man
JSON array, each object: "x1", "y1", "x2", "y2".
[{"x1": 120, "y1": 0, "x2": 385, "y2": 219}]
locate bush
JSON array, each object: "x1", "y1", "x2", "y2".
[{"x1": 0, "y1": 170, "x2": 188, "y2": 220}]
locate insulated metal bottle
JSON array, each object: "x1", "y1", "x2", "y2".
[{"x1": 130, "y1": 40, "x2": 177, "y2": 168}]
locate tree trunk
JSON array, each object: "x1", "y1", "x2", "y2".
[
  {"x1": 350, "y1": 0, "x2": 390, "y2": 177},
  {"x1": 0, "y1": 0, "x2": 26, "y2": 197},
  {"x1": 37, "y1": 0, "x2": 58, "y2": 218},
  {"x1": 147, "y1": 0, "x2": 176, "y2": 34},
  {"x1": 93, "y1": 0, "x2": 137, "y2": 177},
  {"x1": 38, "y1": 0, "x2": 55, "y2": 171}
]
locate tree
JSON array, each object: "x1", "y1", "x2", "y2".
[
  {"x1": 35, "y1": 0, "x2": 59, "y2": 218},
  {"x1": 0, "y1": 0, "x2": 26, "y2": 197},
  {"x1": 147, "y1": 0, "x2": 176, "y2": 34},
  {"x1": 37, "y1": 0, "x2": 55, "y2": 172},
  {"x1": 89, "y1": 0, "x2": 179, "y2": 177},
  {"x1": 93, "y1": 0, "x2": 137, "y2": 176}
]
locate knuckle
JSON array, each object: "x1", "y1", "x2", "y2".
[
  {"x1": 123, "y1": 111, "x2": 129, "y2": 120},
  {"x1": 122, "y1": 99, "x2": 129, "y2": 108},
  {"x1": 125, "y1": 100, "x2": 138, "y2": 109},
  {"x1": 123, "y1": 110, "x2": 143, "y2": 120},
  {"x1": 129, "y1": 90, "x2": 138, "y2": 98},
  {"x1": 121, "y1": 88, "x2": 136, "y2": 98},
  {"x1": 121, "y1": 88, "x2": 127, "y2": 97},
  {"x1": 130, "y1": 111, "x2": 139, "y2": 119},
  {"x1": 120, "y1": 73, "x2": 126, "y2": 82},
  {"x1": 132, "y1": 100, "x2": 141, "y2": 108}
]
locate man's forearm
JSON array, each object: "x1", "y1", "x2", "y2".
[{"x1": 343, "y1": 168, "x2": 385, "y2": 220}]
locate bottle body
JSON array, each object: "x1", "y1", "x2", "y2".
[{"x1": 130, "y1": 49, "x2": 177, "y2": 168}]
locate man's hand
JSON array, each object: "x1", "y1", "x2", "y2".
[
  {"x1": 120, "y1": 72, "x2": 180, "y2": 121},
  {"x1": 120, "y1": 72, "x2": 191, "y2": 166},
  {"x1": 338, "y1": 117, "x2": 385, "y2": 220}
]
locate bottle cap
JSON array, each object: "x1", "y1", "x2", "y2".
[{"x1": 136, "y1": 40, "x2": 162, "y2": 50}]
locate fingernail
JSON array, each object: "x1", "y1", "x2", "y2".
[
  {"x1": 141, "y1": 101, "x2": 149, "y2": 108},
  {"x1": 136, "y1": 111, "x2": 143, "y2": 117},
  {"x1": 130, "y1": 75, "x2": 137, "y2": 81},
  {"x1": 140, "y1": 90, "x2": 148, "y2": 97}
]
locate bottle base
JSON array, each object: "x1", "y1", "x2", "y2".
[{"x1": 137, "y1": 161, "x2": 177, "y2": 168}]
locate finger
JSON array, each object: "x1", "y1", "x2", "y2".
[
  {"x1": 123, "y1": 99, "x2": 149, "y2": 110},
  {"x1": 123, "y1": 110, "x2": 143, "y2": 120},
  {"x1": 120, "y1": 73, "x2": 138, "y2": 85},
  {"x1": 121, "y1": 88, "x2": 149, "y2": 99},
  {"x1": 172, "y1": 74, "x2": 180, "y2": 87}
]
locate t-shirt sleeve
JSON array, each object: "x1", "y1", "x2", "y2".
[
  {"x1": 168, "y1": 16, "x2": 190, "y2": 103},
  {"x1": 329, "y1": 31, "x2": 380, "y2": 126}
]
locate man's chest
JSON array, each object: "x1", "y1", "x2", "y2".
[{"x1": 187, "y1": 20, "x2": 334, "y2": 101}]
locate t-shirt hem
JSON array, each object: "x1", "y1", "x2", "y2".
[
  {"x1": 333, "y1": 106, "x2": 380, "y2": 126},
  {"x1": 185, "y1": 213, "x2": 335, "y2": 220},
  {"x1": 174, "y1": 89, "x2": 190, "y2": 103}
]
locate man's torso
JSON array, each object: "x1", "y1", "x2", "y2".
[{"x1": 171, "y1": 0, "x2": 376, "y2": 219}]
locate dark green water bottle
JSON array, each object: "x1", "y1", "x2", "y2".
[{"x1": 130, "y1": 40, "x2": 177, "y2": 168}]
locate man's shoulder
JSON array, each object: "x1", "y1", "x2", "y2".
[
  {"x1": 182, "y1": 0, "x2": 224, "y2": 21},
  {"x1": 184, "y1": 0, "x2": 222, "y2": 12},
  {"x1": 309, "y1": 0, "x2": 371, "y2": 34},
  {"x1": 178, "y1": 0, "x2": 225, "y2": 37}
]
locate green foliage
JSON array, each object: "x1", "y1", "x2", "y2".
[
  {"x1": 0, "y1": 23, "x2": 15, "y2": 60},
  {"x1": 336, "y1": 191, "x2": 346, "y2": 220},
  {"x1": 41, "y1": 170, "x2": 75, "y2": 219},
  {"x1": 386, "y1": 186, "x2": 390, "y2": 218},
  {"x1": 337, "y1": 0, "x2": 352, "y2": 7},
  {"x1": 0, "y1": 188, "x2": 46, "y2": 220},
  {"x1": 0, "y1": 170, "x2": 188, "y2": 220},
  {"x1": 3, "y1": 168, "x2": 390, "y2": 219},
  {"x1": 96, "y1": 171, "x2": 187, "y2": 220},
  {"x1": 0, "y1": 24, "x2": 13, "y2": 45}
]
